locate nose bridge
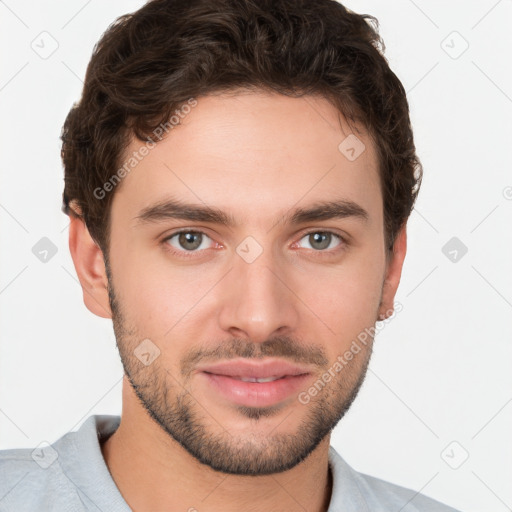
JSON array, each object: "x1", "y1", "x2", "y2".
[{"x1": 217, "y1": 235, "x2": 299, "y2": 342}]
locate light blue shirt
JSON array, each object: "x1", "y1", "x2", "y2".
[{"x1": 0, "y1": 415, "x2": 461, "y2": 511}]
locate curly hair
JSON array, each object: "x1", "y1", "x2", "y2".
[{"x1": 61, "y1": 0, "x2": 422, "y2": 257}]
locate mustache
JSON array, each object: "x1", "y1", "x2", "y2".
[{"x1": 180, "y1": 335, "x2": 329, "y2": 377}]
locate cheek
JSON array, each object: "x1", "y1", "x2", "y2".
[
  {"x1": 109, "y1": 243, "x2": 214, "y2": 337},
  {"x1": 108, "y1": 241, "x2": 170, "y2": 330},
  {"x1": 309, "y1": 277, "x2": 381, "y2": 325},
  {"x1": 300, "y1": 252, "x2": 385, "y2": 346}
]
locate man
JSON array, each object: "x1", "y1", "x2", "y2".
[{"x1": 0, "y1": 0, "x2": 462, "y2": 510}]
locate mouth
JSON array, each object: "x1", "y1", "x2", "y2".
[
  {"x1": 208, "y1": 374, "x2": 300, "y2": 383},
  {"x1": 197, "y1": 359, "x2": 313, "y2": 408},
  {"x1": 197, "y1": 358, "x2": 313, "y2": 379}
]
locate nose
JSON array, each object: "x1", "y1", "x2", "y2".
[{"x1": 217, "y1": 240, "x2": 300, "y2": 344}]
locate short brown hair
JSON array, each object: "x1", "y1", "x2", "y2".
[{"x1": 61, "y1": 0, "x2": 422, "y2": 257}]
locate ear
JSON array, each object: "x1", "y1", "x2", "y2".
[
  {"x1": 68, "y1": 210, "x2": 112, "y2": 319},
  {"x1": 378, "y1": 223, "x2": 407, "y2": 320}
]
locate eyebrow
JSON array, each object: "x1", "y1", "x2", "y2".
[{"x1": 133, "y1": 197, "x2": 369, "y2": 228}]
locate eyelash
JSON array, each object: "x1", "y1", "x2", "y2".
[{"x1": 161, "y1": 229, "x2": 348, "y2": 259}]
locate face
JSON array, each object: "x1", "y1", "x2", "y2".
[{"x1": 88, "y1": 90, "x2": 404, "y2": 475}]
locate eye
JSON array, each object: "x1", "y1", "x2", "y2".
[
  {"x1": 163, "y1": 230, "x2": 215, "y2": 254},
  {"x1": 296, "y1": 231, "x2": 345, "y2": 252},
  {"x1": 161, "y1": 229, "x2": 346, "y2": 259}
]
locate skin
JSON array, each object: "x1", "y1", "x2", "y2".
[{"x1": 68, "y1": 90, "x2": 407, "y2": 512}]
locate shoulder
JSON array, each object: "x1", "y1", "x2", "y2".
[
  {"x1": 0, "y1": 415, "x2": 122, "y2": 511},
  {"x1": 0, "y1": 446, "x2": 81, "y2": 510},
  {"x1": 328, "y1": 446, "x2": 462, "y2": 512},
  {"x1": 355, "y1": 471, "x2": 461, "y2": 511}
]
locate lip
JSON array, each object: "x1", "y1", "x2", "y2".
[
  {"x1": 197, "y1": 358, "x2": 313, "y2": 379},
  {"x1": 201, "y1": 372, "x2": 311, "y2": 408},
  {"x1": 197, "y1": 358, "x2": 313, "y2": 408}
]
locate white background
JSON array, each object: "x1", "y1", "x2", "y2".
[{"x1": 0, "y1": 1, "x2": 511, "y2": 511}]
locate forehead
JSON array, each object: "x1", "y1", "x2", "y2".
[{"x1": 111, "y1": 91, "x2": 382, "y2": 228}]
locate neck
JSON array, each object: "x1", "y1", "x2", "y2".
[{"x1": 100, "y1": 380, "x2": 334, "y2": 512}]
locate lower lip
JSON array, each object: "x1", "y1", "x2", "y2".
[{"x1": 201, "y1": 372, "x2": 311, "y2": 408}]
